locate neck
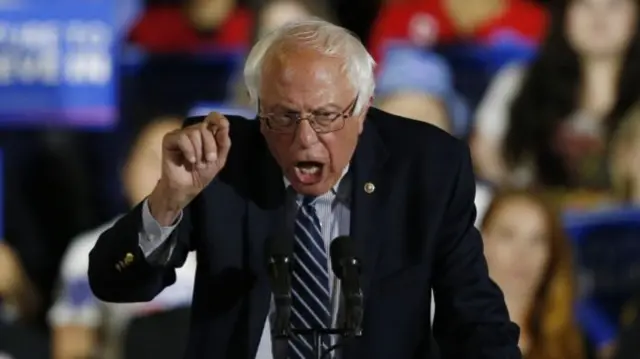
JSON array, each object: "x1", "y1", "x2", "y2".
[
  {"x1": 580, "y1": 57, "x2": 622, "y2": 116},
  {"x1": 505, "y1": 295, "x2": 531, "y2": 328},
  {"x1": 507, "y1": 298, "x2": 532, "y2": 352}
]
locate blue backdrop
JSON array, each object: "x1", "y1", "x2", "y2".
[{"x1": 0, "y1": 0, "x2": 139, "y2": 128}]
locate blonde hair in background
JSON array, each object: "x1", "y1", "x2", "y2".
[
  {"x1": 122, "y1": 117, "x2": 183, "y2": 205},
  {"x1": 234, "y1": 0, "x2": 338, "y2": 107},
  {"x1": 248, "y1": 0, "x2": 337, "y2": 44},
  {"x1": 481, "y1": 190, "x2": 585, "y2": 359},
  {"x1": 610, "y1": 103, "x2": 640, "y2": 201}
]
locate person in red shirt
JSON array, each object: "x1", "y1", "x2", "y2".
[
  {"x1": 370, "y1": 0, "x2": 548, "y2": 108},
  {"x1": 128, "y1": 0, "x2": 252, "y2": 53},
  {"x1": 370, "y1": 0, "x2": 547, "y2": 62}
]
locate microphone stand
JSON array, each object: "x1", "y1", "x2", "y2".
[
  {"x1": 271, "y1": 245, "x2": 364, "y2": 358},
  {"x1": 290, "y1": 327, "x2": 357, "y2": 359},
  {"x1": 284, "y1": 285, "x2": 363, "y2": 357},
  {"x1": 288, "y1": 297, "x2": 363, "y2": 359}
]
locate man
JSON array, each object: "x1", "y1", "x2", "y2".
[{"x1": 88, "y1": 19, "x2": 520, "y2": 359}]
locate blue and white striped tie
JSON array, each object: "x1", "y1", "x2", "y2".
[{"x1": 289, "y1": 196, "x2": 331, "y2": 359}]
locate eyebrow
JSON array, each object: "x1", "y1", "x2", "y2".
[
  {"x1": 266, "y1": 103, "x2": 343, "y2": 113},
  {"x1": 314, "y1": 103, "x2": 342, "y2": 112}
]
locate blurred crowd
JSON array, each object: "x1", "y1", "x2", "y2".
[{"x1": 1, "y1": 0, "x2": 640, "y2": 358}]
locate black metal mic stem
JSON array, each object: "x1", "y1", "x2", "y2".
[{"x1": 289, "y1": 328, "x2": 356, "y2": 359}]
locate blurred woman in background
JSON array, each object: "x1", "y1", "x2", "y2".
[
  {"x1": 128, "y1": 0, "x2": 252, "y2": 53},
  {"x1": 250, "y1": 0, "x2": 335, "y2": 41},
  {"x1": 473, "y1": 0, "x2": 640, "y2": 195},
  {"x1": 480, "y1": 190, "x2": 585, "y2": 359},
  {"x1": 230, "y1": 0, "x2": 336, "y2": 107},
  {"x1": 609, "y1": 103, "x2": 640, "y2": 204},
  {"x1": 0, "y1": 242, "x2": 39, "y2": 322}
]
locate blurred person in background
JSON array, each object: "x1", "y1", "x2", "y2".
[
  {"x1": 472, "y1": 0, "x2": 640, "y2": 198},
  {"x1": 0, "y1": 242, "x2": 39, "y2": 323},
  {"x1": 128, "y1": 0, "x2": 252, "y2": 52},
  {"x1": 374, "y1": 46, "x2": 468, "y2": 136},
  {"x1": 0, "y1": 131, "x2": 97, "y2": 329},
  {"x1": 231, "y1": 0, "x2": 337, "y2": 107},
  {"x1": 369, "y1": 0, "x2": 547, "y2": 108},
  {"x1": 480, "y1": 190, "x2": 586, "y2": 359},
  {"x1": 373, "y1": 46, "x2": 496, "y2": 224},
  {"x1": 251, "y1": 0, "x2": 336, "y2": 40},
  {"x1": 609, "y1": 103, "x2": 640, "y2": 204},
  {"x1": 49, "y1": 118, "x2": 197, "y2": 359}
]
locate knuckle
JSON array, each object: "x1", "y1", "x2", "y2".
[
  {"x1": 179, "y1": 133, "x2": 191, "y2": 144},
  {"x1": 187, "y1": 129, "x2": 200, "y2": 139},
  {"x1": 204, "y1": 134, "x2": 216, "y2": 145},
  {"x1": 209, "y1": 112, "x2": 228, "y2": 124}
]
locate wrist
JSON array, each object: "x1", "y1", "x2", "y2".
[{"x1": 148, "y1": 181, "x2": 186, "y2": 226}]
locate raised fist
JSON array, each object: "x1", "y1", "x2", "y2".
[{"x1": 149, "y1": 112, "x2": 231, "y2": 225}]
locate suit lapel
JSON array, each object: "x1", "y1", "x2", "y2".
[
  {"x1": 350, "y1": 116, "x2": 389, "y2": 310},
  {"x1": 246, "y1": 133, "x2": 286, "y2": 359}
]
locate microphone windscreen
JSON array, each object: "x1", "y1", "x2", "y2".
[{"x1": 330, "y1": 236, "x2": 356, "y2": 277}]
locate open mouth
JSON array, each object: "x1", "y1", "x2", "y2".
[{"x1": 293, "y1": 161, "x2": 324, "y2": 185}]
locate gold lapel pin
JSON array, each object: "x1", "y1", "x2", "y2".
[
  {"x1": 364, "y1": 182, "x2": 375, "y2": 194},
  {"x1": 124, "y1": 252, "x2": 134, "y2": 265}
]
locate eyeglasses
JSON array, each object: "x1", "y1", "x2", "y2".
[{"x1": 258, "y1": 95, "x2": 358, "y2": 134}]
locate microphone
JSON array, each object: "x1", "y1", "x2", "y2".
[
  {"x1": 330, "y1": 236, "x2": 364, "y2": 337},
  {"x1": 266, "y1": 236, "x2": 293, "y2": 338}
]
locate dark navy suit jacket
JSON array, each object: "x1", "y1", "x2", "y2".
[{"x1": 88, "y1": 108, "x2": 521, "y2": 359}]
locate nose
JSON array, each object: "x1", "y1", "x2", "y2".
[{"x1": 293, "y1": 120, "x2": 319, "y2": 148}]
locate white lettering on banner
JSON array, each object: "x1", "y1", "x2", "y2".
[
  {"x1": 15, "y1": 49, "x2": 59, "y2": 85},
  {"x1": 0, "y1": 54, "x2": 11, "y2": 85},
  {"x1": 66, "y1": 20, "x2": 113, "y2": 46},
  {"x1": 64, "y1": 20, "x2": 113, "y2": 85},
  {"x1": 15, "y1": 20, "x2": 58, "y2": 45},
  {"x1": 0, "y1": 19, "x2": 113, "y2": 86},
  {"x1": 64, "y1": 51, "x2": 111, "y2": 84}
]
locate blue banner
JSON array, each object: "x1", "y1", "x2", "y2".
[{"x1": 0, "y1": 0, "x2": 119, "y2": 128}]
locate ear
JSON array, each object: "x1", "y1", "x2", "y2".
[
  {"x1": 357, "y1": 99, "x2": 373, "y2": 134},
  {"x1": 259, "y1": 118, "x2": 269, "y2": 136}
]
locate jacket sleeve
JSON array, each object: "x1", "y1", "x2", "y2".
[
  {"x1": 432, "y1": 143, "x2": 522, "y2": 358},
  {"x1": 88, "y1": 200, "x2": 193, "y2": 303}
]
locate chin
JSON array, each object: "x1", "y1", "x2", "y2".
[
  {"x1": 290, "y1": 181, "x2": 334, "y2": 197},
  {"x1": 285, "y1": 165, "x2": 340, "y2": 196}
]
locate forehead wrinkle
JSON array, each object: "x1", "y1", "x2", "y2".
[{"x1": 259, "y1": 44, "x2": 357, "y2": 110}]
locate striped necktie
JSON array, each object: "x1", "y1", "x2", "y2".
[{"x1": 289, "y1": 196, "x2": 331, "y2": 359}]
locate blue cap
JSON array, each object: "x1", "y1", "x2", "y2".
[{"x1": 375, "y1": 47, "x2": 469, "y2": 137}]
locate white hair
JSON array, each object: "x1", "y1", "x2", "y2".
[{"x1": 243, "y1": 19, "x2": 376, "y2": 115}]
